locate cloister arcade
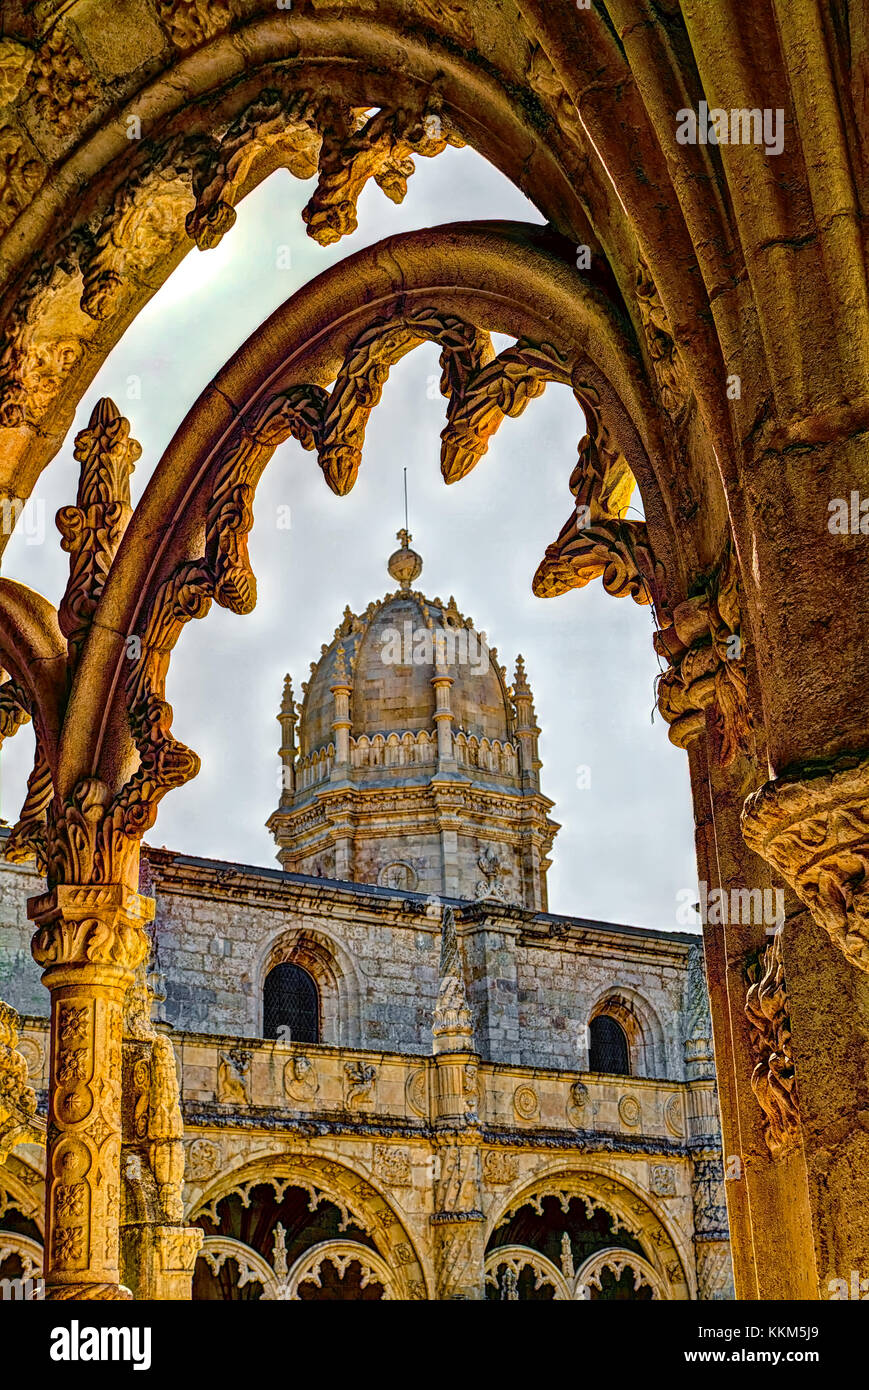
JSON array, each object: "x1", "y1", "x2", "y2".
[{"x1": 0, "y1": 0, "x2": 866, "y2": 1301}]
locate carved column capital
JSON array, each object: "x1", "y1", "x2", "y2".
[
  {"x1": 742, "y1": 752, "x2": 869, "y2": 972},
  {"x1": 29, "y1": 884, "x2": 154, "y2": 980}
]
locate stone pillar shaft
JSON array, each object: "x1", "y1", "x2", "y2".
[
  {"x1": 688, "y1": 739, "x2": 817, "y2": 1299},
  {"x1": 30, "y1": 884, "x2": 153, "y2": 1300},
  {"x1": 431, "y1": 670, "x2": 454, "y2": 765},
  {"x1": 330, "y1": 682, "x2": 351, "y2": 767}
]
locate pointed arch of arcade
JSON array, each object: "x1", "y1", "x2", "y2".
[
  {"x1": 186, "y1": 1150, "x2": 430, "y2": 1301},
  {"x1": 0, "y1": 0, "x2": 866, "y2": 1304},
  {"x1": 484, "y1": 1162, "x2": 694, "y2": 1301}
]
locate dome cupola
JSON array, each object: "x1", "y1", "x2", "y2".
[{"x1": 267, "y1": 535, "x2": 558, "y2": 908}]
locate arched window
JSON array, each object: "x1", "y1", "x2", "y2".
[
  {"x1": 263, "y1": 963, "x2": 320, "y2": 1043},
  {"x1": 588, "y1": 1015, "x2": 630, "y2": 1076}
]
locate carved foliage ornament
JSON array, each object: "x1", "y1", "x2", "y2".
[
  {"x1": 533, "y1": 385, "x2": 667, "y2": 617},
  {"x1": 742, "y1": 753, "x2": 869, "y2": 973},
  {"x1": 655, "y1": 543, "x2": 753, "y2": 765},
  {"x1": 57, "y1": 398, "x2": 140, "y2": 661},
  {"x1": 302, "y1": 102, "x2": 464, "y2": 247},
  {"x1": 744, "y1": 932, "x2": 799, "y2": 1156},
  {"x1": 0, "y1": 1001, "x2": 41, "y2": 1157}
]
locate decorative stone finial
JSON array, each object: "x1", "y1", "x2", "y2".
[
  {"x1": 280, "y1": 673, "x2": 295, "y2": 717},
  {"x1": 387, "y1": 529, "x2": 423, "y2": 591},
  {"x1": 513, "y1": 654, "x2": 531, "y2": 697},
  {"x1": 333, "y1": 645, "x2": 351, "y2": 687}
]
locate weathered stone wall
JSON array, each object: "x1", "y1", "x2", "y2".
[{"x1": 0, "y1": 845, "x2": 696, "y2": 1073}]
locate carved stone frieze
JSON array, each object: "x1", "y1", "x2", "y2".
[
  {"x1": 0, "y1": 39, "x2": 34, "y2": 106},
  {"x1": 0, "y1": 236, "x2": 89, "y2": 429},
  {"x1": 744, "y1": 933, "x2": 800, "y2": 1157},
  {"x1": 81, "y1": 148, "x2": 196, "y2": 321},
  {"x1": 0, "y1": 125, "x2": 44, "y2": 234},
  {"x1": 742, "y1": 752, "x2": 869, "y2": 972},
  {"x1": 27, "y1": 26, "x2": 100, "y2": 135},
  {"x1": 373, "y1": 1144, "x2": 412, "y2": 1187},
  {"x1": 344, "y1": 1061, "x2": 377, "y2": 1108},
  {"x1": 415, "y1": 1, "x2": 474, "y2": 45},
  {"x1": 218, "y1": 1049, "x2": 251, "y2": 1105}
]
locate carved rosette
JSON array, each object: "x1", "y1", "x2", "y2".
[
  {"x1": 742, "y1": 754, "x2": 869, "y2": 972},
  {"x1": 30, "y1": 884, "x2": 154, "y2": 1299},
  {"x1": 744, "y1": 933, "x2": 800, "y2": 1157}
]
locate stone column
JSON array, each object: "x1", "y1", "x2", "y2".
[
  {"x1": 29, "y1": 883, "x2": 153, "y2": 1300},
  {"x1": 430, "y1": 664, "x2": 455, "y2": 769},
  {"x1": 688, "y1": 739, "x2": 818, "y2": 1299},
  {"x1": 430, "y1": 905, "x2": 485, "y2": 1299},
  {"x1": 683, "y1": 945, "x2": 735, "y2": 1301},
  {"x1": 330, "y1": 647, "x2": 352, "y2": 770}
]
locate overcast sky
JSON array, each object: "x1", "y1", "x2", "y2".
[{"x1": 0, "y1": 146, "x2": 699, "y2": 934}]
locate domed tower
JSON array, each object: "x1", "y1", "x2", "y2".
[{"x1": 267, "y1": 532, "x2": 559, "y2": 909}]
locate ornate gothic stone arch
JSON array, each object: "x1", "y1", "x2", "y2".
[
  {"x1": 0, "y1": 0, "x2": 867, "y2": 1304},
  {"x1": 485, "y1": 1163, "x2": 693, "y2": 1301},
  {"x1": 187, "y1": 1150, "x2": 429, "y2": 1301},
  {"x1": 484, "y1": 1242, "x2": 665, "y2": 1301}
]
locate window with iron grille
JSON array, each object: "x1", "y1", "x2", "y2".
[
  {"x1": 588, "y1": 1015, "x2": 630, "y2": 1075},
  {"x1": 263, "y1": 963, "x2": 320, "y2": 1043}
]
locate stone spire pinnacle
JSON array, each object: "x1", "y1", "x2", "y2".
[
  {"x1": 280, "y1": 673, "x2": 295, "y2": 718},
  {"x1": 432, "y1": 906, "x2": 475, "y2": 1054},
  {"x1": 277, "y1": 673, "x2": 297, "y2": 799},
  {"x1": 513, "y1": 653, "x2": 533, "y2": 700},
  {"x1": 387, "y1": 529, "x2": 423, "y2": 591}
]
